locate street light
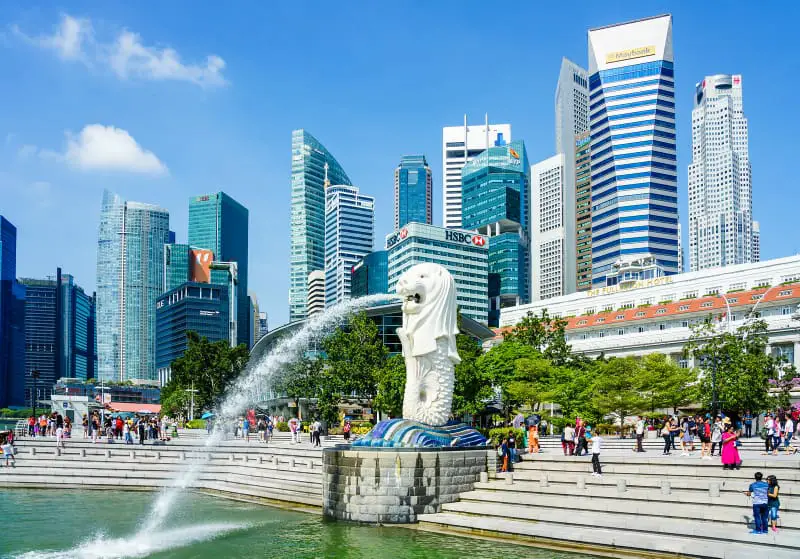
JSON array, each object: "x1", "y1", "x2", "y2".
[
  {"x1": 31, "y1": 370, "x2": 40, "y2": 419},
  {"x1": 185, "y1": 381, "x2": 198, "y2": 421}
]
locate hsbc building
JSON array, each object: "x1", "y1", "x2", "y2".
[{"x1": 386, "y1": 222, "x2": 489, "y2": 324}]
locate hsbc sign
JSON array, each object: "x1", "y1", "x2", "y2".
[{"x1": 445, "y1": 230, "x2": 486, "y2": 247}]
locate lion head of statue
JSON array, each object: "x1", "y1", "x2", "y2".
[{"x1": 395, "y1": 262, "x2": 461, "y2": 364}]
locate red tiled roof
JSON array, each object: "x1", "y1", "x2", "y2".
[{"x1": 494, "y1": 283, "x2": 800, "y2": 335}]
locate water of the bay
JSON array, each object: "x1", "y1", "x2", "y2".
[{"x1": 1, "y1": 489, "x2": 600, "y2": 559}]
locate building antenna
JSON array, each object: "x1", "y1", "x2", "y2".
[{"x1": 323, "y1": 162, "x2": 330, "y2": 189}]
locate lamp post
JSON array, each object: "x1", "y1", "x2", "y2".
[
  {"x1": 185, "y1": 381, "x2": 198, "y2": 421},
  {"x1": 31, "y1": 370, "x2": 40, "y2": 419}
]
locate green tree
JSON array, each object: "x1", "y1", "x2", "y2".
[
  {"x1": 684, "y1": 320, "x2": 775, "y2": 414},
  {"x1": 452, "y1": 334, "x2": 493, "y2": 418},
  {"x1": 592, "y1": 357, "x2": 646, "y2": 434},
  {"x1": 322, "y1": 312, "x2": 387, "y2": 398},
  {"x1": 507, "y1": 356, "x2": 554, "y2": 411},
  {"x1": 272, "y1": 356, "x2": 324, "y2": 417},
  {"x1": 544, "y1": 363, "x2": 600, "y2": 425},
  {"x1": 639, "y1": 353, "x2": 699, "y2": 413},
  {"x1": 504, "y1": 310, "x2": 572, "y2": 365},
  {"x1": 373, "y1": 354, "x2": 406, "y2": 417},
  {"x1": 161, "y1": 331, "x2": 250, "y2": 417}
]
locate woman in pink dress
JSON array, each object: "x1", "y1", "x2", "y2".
[{"x1": 720, "y1": 423, "x2": 741, "y2": 470}]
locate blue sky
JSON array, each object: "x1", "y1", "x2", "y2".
[{"x1": 0, "y1": 1, "x2": 797, "y2": 326}]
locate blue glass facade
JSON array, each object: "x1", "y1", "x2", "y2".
[
  {"x1": 60, "y1": 273, "x2": 96, "y2": 381},
  {"x1": 461, "y1": 140, "x2": 530, "y2": 325},
  {"x1": 96, "y1": 191, "x2": 171, "y2": 383},
  {"x1": 19, "y1": 276, "x2": 58, "y2": 406},
  {"x1": 163, "y1": 243, "x2": 190, "y2": 293},
  {"x1": 0, "y1": 216, "x2": 25, "y2": 407},
  {"x1": 290, "y1": 130, "x2": 352, "y2": 322},
  {"x1": 351, "y1": 251, "x2": 389, "y2": 298},
  {"x1": 394, "y1": 155, "x2": 432, "y2": 229},
  {"x1": 188, "y1": 192, "x2": 250, "y2": 347},
  {"x1": 588, "y1": 34, "x2": 679, "y2": 286},
  {"x1": 155, "y1": 282, "x2": 229, "y2": 381}
]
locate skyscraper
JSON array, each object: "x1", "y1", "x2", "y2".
[
  {"x1": 753, "y1": 221, "x2": 760, "y2": 262},
  {"x1": 442, "y1": 116, "x2": 511, "y2": 229},
  {"x1": 0, "y1": 216, "x2": 25, "y2": 408},
  {"x1": 575, "y1": 132, "x2": 592, "y2": 291},
  {"x1": 188, "y1": 192, "x2": 250, "y2": 347},
  {"x1": 163, "y1": 243, "x2": 190, "y2": 292},
  {"x1": 588, "y1": 15, "x2": 679, "y2": 286},
  {"x1": 290, "y1": 130, "x2": 352, "y2": 322},
  {"x1": 461, "y1": 140, "x2": 530, "y2": 326},
  {"x1": 394, "y1": 155, "x2": 432, "y2": 229},
  {"x1": 688, "y1": 74, "x2": 754, "y2": 271},
  {"x1": 307, "y1": 270, "x2": 325, "y2": 318},
  {"x1": 556, "y1": 58, "x2": 590, "y2": 156},
  {"x1": 351, "y1": 251, "x2": 389, "y2": 298},
  {"x1": 96, "y1": 190, "x2": 170, "y2": 383},
  {"x1": 20, "y1": 269, "x2": 96, "y2": 404},
  {"x1": 531, "y1": 153, "x2": 575, "y2": 301},
  {"x1": 324, "y1": 184, "x2": 374, "y2": 307}
]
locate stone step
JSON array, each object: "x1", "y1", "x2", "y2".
[
  {"x1": 196, "y1": 480, "x2": 321, "y2": 507},
  {"x1": 458, "y1": 488, "x2": 800, "y2": 527},
  {"x1": 417, "y1": 512, "x2": 798, "y2": 559},
  {"x1": 507, "y1": 469, "x2": 800, "y2": 496},
  {"x1": 468, "y1": 481, "x2": 800, "y2": 518},
  {"x1": 441, "y1": 499, "x2": 800, "y2": 542}
]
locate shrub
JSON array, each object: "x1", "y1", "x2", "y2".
[
  {"x1": 487, "y1": 427, "x2": 525, "y2": 447},
  {"x1": 352, "y1": 425, "x2": 372, "y2": 435},
  {"x1": 185, "y1": 419, "x2": 206, "y2": 429},
  {"x1": 275, "y1": 421, "x2": 289, "y2": 432}
]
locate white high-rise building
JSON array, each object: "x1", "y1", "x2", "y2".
[
  {"x1": 588, "y1": 15, "x2": 679, "y2": 287},
  {"x1": 307, "y1": 270, "x2": 325, "y2": 317},
  {"x1": 531, "y1": 154, "x2": 576, "y2": 301},
  {"x1": 324, "y1": 185, "x2": 374, "y2": 307},
  {"x1": 555, "y1": 58, "x2": 590, "y2": 156},
  {"x1": 688, "y1": 74, "x2": 753, "y2": 271},
  {"x1": 753, "y1": 221, "x2": 760, "y2": 262},
  {"x1": 442, "y1": 115, "x2": 511, "y2": 229}
]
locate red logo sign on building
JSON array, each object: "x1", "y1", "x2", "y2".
[
  {"x1": 399, "y1": 227, "x2": 408, "y2": 239},
  {"x1": 472, "y1": 235, "x2": 486, "y2": 247}
]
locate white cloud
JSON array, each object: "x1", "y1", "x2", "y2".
[
  {"x1": 62, "y1": 125, "x2": 168, "y2": 175},
  {"x1": 12, "y1": 14, "x2": 226, "y2": 88}
]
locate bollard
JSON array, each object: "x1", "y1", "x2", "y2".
[
  {"x1": 229, "y1": 453, "x2": 235, "y2": 462},
  {"x1": 709, "y1": 483, "x2": 720, "y2": 498},
  {"x1": 273, "y1": 457, "x2": 279, "y2": 470},
  {"x1": 105, "y1": 449, "x2": 111, "y2": 458},
  {"x1": 479, "y1": 471, "x2": 489, "y2": 483},
  {"x1": 30, "y1": 447, "x2": 36, "y2": 456},
  {"x1": 130, "y1": 450, "x2": 135, "y2": 459},
  {"x1": 56, "y1": 447, "x2": 62, "y2": 457},
  {"x1": 616, "y1": 479, "x2": 627, "y2": 493},
  {"x1": 504, "y1": 472, "x2": 514, "y2": 485},
  {"x1": 540, "y1": 474, "x2": 549, "y2": 488},
  {"x1": 661, "y1": 480, "x2": 671, "y2": 495},
  {"x1": 577, "y1": 476, "x2": 586, "y2": 490},
  {"x1": 308, "y1": 460, "x2": 314, "y2": 472},
  {"x1": 80, "y1": 448, "x2": 86, "y2": 458},
  {"x1": 155, "y1": 451, "x2": 160, "y2": 461},
  {"x1": 180, "y1": 451, "x2": 186, "y2": 461},
  {"x1": 258, "y1": 455, "x2": 264, "y2": 465}
]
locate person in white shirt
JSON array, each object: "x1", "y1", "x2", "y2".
[
  {"x1": 55, "y1": 426, "x2": 64, "y2": 449},
  {"x1": 635, "y1": 416, "x2": 646, "y2": 453},
  {"x1": 783, "y1": 417, "x2": 794, "y2": 454},
  {"x1": 590, "y1": 430, "x2": 603, "y2": 477}
]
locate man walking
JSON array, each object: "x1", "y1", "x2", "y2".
[
  {"x1": 635, "y1": 416, "x2": 646, "y2": 453},
  {"x1": 743, "y1": 411, "x2": 753, "y2": 438},
  {"x1": 590, "y1": 428, "x2": 603, "y2": 478},
  {"x1": 745, "y1": 472, "x2": 769, "y2": 534},
  {"x1": 574, "y1": 420, "x2": 588, "y2": 456}
]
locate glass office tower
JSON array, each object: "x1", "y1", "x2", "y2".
[
  {"x1": 461, "y1": 140, "x2": 530, "y2": 326},
  {"x1": 588, "y1": 15, "x2": 679, "y2": 286},
  {"x1": 96, "y1": 190, "x2": 170, "y2": 383},
  {"x1": 0, "y1": 215, "x2": 25, "y2": 407},
  {"x1": 289, "y1": 129, "x2": 352, "y2": 322},
  {"x1": 394, "y1": 155, "x2": 432, "y2": 229},
  {"x1": 188, "y1": 192, "x2": 249, "y2": 347},
  {"x1": 351, "y1": 251, "x2": 389, "y2": 298}
]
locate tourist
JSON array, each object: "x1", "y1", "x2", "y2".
[
  {"x1": 699, "y1": 416, "x2": 712, "y2": 460},
  {"x1": 342, "y1": 420, "x2": 351, "y2": 442},
  {"x1": 137, "y1": 418, "x2": 146, "y2": 445},
  {"x1": 763, "y1": 413, "x2": 774, "y2": 454},
  {"x1": 709, "y1": 417, "x2": 723, "y2": 457},
  {"x1": 507, "y1": 430, "x2": 518, "y2": 464},
  {"x1": 91, "y1": 414, "x2": 100, "y2": 444},
  {"x1": 743, "y1": 410, "x2": 753, "y2": 438},
  {"x1": 528, "y1": 423, "x2": 540, "y2": 454},
  {"x1": 771, "y1": 415, "x2": 782, "y2": 456},
  {"x1": 589, "y1": 428, "x2": 602, "y2": 477},
  {"x1": 123, "y1": 420, "x2": 132, "y2": 444},
  {"x1": 82, "y1": 415, "x2": 88, "y2": 438},
  {"x1": 744, "y1": 472, "x2": 769, "y2": 534},
  {"x1": 242, "y1": 417, "x2": 250, "y2": 442},
  {"x1": 289, "y1": 417, "x2": 299, "y2": 443},
  {"x1": 660, "y1": 419, "x2": 672, "y2": 455},
  {"x1": 312, "y1": 419, "x2": 321, "y2": 447},
  {"x1": 27, "y1": 416, "x2": 34, "y2": 437},
  {"x1": 267, "y1": 418, "x2": 274, "y2": 442},
  {"x1": 680, "y1": 420, "x2": 694, "y2": 456},
  {"x1": 764, "y1": 474, "x2": 781, "y2": 533},
  {"x1": 720, "y1": 424, "x2": 741, "y2": 470},
  {"x1": 781, "y1": 415, "x2": 793, "y2": 454},
  {"x1": 499, "y1": 437, "x2": 509, "y2": 473},
  {"x1": 64, "y1": 417, "x2": 71, "y2": 438},
  {"x1": 561, "y1": 422, "x2": 575, "y2": 456},
  {"x1": 1, "y1": 438, "x2": 15, "y2": 468},
  {"x1": 633, "y1": 416, "x2": 645, "y2": 453},
  {"x1": 574, "y1": 420, "x2": 588, "y2": 456},
  {"x1": 55, "y1": 424, "x2": 64, "y2": 449}
]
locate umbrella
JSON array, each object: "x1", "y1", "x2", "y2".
[{"x1": 200, "y1": 412, "x2": 215, "y2": 420}]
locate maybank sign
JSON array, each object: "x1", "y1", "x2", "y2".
[
  {"x1": 587, "y1": 276, "x2": 672, "y2": 297},
  {"x1": 605, "y1": 45, "x2": 656, "y2": 64}
]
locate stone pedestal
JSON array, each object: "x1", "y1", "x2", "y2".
[{"x1": 323, "y1": 446, "x2": 489, "y2": 524}]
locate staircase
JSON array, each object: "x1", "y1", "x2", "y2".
[{"x1": 418, "y1": 452, "x2": 800, "y2": 559}]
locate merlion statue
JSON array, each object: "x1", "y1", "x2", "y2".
[
  {"x1": 396, "y1": 263, "x2": 460, "y2": 426},
  {"x1": 352, "y1": 263, "x2": 487, "y2": 448}
]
